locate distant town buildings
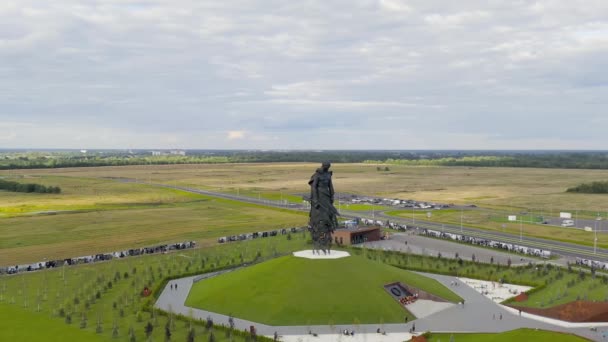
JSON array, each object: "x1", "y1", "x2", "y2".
[{"x1": 151, "y1": 150, "x2": 186, "y2": 156}]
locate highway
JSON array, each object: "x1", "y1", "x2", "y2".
[{"x1": 126, "y1": 180, "x2": 608, "y2": 262}]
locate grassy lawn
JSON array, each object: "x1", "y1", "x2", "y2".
[
  {"x1": 185, "y1": 254, "x2": 461, "y2": 325},
  {"x1": 426, "y1": 328, "x2": 590, "y2": 341},
  {"x1": 0, "y1": 303, "x2": 109, "y2": 342},
  {"x1": 338, "y1": 203, "x2": 391, "y2": 211},
  {"x1": 0, "y1": 193, "x2": 306, "y2": 265},
  {"x1": 0, "y1": 233, "x2": 309, "y2": 342}
]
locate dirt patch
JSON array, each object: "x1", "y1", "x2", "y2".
[
  {"x1": 409, "y1": 335, "x2": 427, "y2": 342},
  {"x1": 509, "y1": 301, "x2": 608, "y2": 322},
  {"x1": 514, "y1": 292, "x2": 528, "y2": 302}
]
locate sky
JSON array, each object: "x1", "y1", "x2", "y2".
[{"x1": 0, "y1": 1, "x2": 607, "y2": 150}]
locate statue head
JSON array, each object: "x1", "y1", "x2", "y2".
[{"x1": 321, "y1": 161, "x2": 331, "y2": 171}]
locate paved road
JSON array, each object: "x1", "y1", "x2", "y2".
[
  {"x1": 369, "y1": 211, "x2": 608, "y2": 262},
  {"x1": 155, "y1": 265, "x2": 602, "y2": 341},
  {"x1": 120, "y1": 179, "x2": 608, "y2": 262},
  {"x1": 362, "y1": 234, "x2": 545, "y2": 266}
]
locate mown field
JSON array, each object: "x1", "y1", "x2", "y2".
[
  {"x1": 5, "y1": 163, "x2": 608, "y2": 212},
  {"x1": 0, "y1": 175, "x2": 305, "y2": 265},
  {"x1": 2, "y1": 163, "x2": 608, "y2": 265}
]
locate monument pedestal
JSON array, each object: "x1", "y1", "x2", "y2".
[{"x1": 292, "y1": 250, "x2": 350, "y2": 260}]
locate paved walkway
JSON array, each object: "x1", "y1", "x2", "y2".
[{"x1": 155, "y1": 267, "x2": 603, "y2": 341}]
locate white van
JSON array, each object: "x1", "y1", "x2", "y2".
[{"x1": 561, "y1": 219, "x2": 574, "y2": 227}]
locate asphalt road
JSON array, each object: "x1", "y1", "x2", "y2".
[
  {"x1": 123, "y1": 180, "x2": 608, "y2": 262},
  {"x1": 367, "y1": 211, "x2": 608, "y2": 262}
]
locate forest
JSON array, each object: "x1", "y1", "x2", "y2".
[
  {"x1": 1, "y1": 150, "x2": 608, "y2": 170},
  {"x1": 0, "y1": 179, "x2": 61, "y2": 193}
]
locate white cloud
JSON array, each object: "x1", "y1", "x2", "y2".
[
  {"x1": 0, "y1": 0, "x2": 607, "y2": 149},
  {"x1": 227, "y1": 131, "x2": 246, "y2": 140}
]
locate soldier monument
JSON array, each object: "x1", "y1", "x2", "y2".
[{"x1": 308, "y1": 161, "x2": 339, "y2": 254}]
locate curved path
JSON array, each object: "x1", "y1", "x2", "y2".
[{"x1": 154, "y1": 265, "x2": 603, "y2": 341}]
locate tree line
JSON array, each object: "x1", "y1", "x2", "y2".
[
  {"x1": 566, "y1": 181, "x2": 608, "y2": 194},
  {"x1": 0, "y1": 179, "x2": 61, "y2": 193},
  {"x1": 2, "y1": 150, "x2": 608, "y2": 170}
]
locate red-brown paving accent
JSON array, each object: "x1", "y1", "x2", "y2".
[
  {"x1": 509, "y1": 301, "x2": 608, "y2": 322},
  {"x1": 409, "y1": 335, "x2": 427, "y2": 342},
  {"x1": 514, "y1": 292, "x2": 528, "y2": 302}
]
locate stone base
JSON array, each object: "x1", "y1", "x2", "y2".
[{"x1": 293, "y1": 250, "x2": 350, "y2": 259}]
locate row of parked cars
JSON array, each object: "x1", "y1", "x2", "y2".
[
  {"x1": 575, "y1": 257, "x2": 608, "y2": 270},
  {"x1": 422, "y1": 228, "x2": 552, "y2": 259},
  {"x1": 217, "y1": 227, "x2": 305, "y2": 243},
  {"x1": 1, "y1": 241, "x2": 197, "y2": 275}
]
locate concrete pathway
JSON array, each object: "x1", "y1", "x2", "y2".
[{"x1": 155, "y1": 266, "x2": 603, "y2": 341}]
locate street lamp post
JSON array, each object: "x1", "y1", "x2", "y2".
[
  {"x1": 520, "y1": 217, "x2": 523, "y2": 242},
  {"x1": 412, "y1": 206, "x2": 415, "y2": 225},
  {"x1": 460, "y1": 207, "x2": 463, "y2": 233},
  {"x1": 595, "y1": 217, "x2": 601, "y2": 255}
]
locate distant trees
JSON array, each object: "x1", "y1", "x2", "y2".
[
  {"x1": 0, "y1": 179, "x2": 61, "y2": 194},
  {"x1": 3, "y1": 150, "x2": 608, "y2": 170},
  {"x1": 566, "y1": 181, "x2": 608, "y2": 194}
]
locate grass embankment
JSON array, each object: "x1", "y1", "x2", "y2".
[
  {"x1": 426, "y1": 328, "x2": 590, "y2": 342},
  {"x1": 0, "y1": 233, "x2": 309, "y2": 342},
  {"x1": 186, "y1": 254, "x2": 461, "y2": 325},
  {"x1": 354, "y1": 247, "x2": 608, "y2": 310}
]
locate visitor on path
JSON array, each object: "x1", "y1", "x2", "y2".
[
  {"x1": 274, "y1": 331, "x2": 278, "y2": 341},
  {"x1": 175, "y1": 283, "x2": 178, "y2": 290},
  {"x1": 499, "y1": 313, "x2": 502, "y2": 320}
]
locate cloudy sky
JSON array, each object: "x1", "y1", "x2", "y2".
[{"x1": 1, "y1": 1, "x2": 607, "y2": 149}]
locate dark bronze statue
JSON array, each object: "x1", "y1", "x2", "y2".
[{"x1": 308, "y1": 162, "x2": 339, "y2": 254}]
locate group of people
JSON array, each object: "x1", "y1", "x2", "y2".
[
  {"x1": 169, "y1": 283, "x2": 178, "y2": 291},
  {"x1": 399, "y1": 293, "x2": 418, "y2": 305}
]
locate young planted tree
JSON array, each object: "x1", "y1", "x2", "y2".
[
  {"x1": 187, "y1": 327, "x2": 196, "y2": 342},
  {"x1": 145, "y1": 322, "x2": 154, "y2": 340}
]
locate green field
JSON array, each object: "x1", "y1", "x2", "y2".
[
  {"x1": 385, "y1": 209, "x2": 608, "y2": 249},
  {"x1": 426, "y1": 328, "x2": 590, "y2": 342},
  {"x1": 0, "y1": 303, "x2": 109, "y2": 342},
  {"x1": 185, "y1": 254, "x2": 461, "y2": 325},
  {"x1": 0, "y1": 163, "x2": 608, "y2": 256},
  {"x1": 0, "y1": 177, "x2": 306, "y2": 265},
  {"x1": 1, "y1": 163, "x2": 607, "y2": 268},
  {"x1": 0, "y1": 233, "x2": 309, "y2": 342},
  {"x1": 0, "y1": 229, "x2": 599, "y2": 341}
]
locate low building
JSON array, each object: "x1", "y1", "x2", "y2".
[{"x1": 333, "y1": 226, "x2": 381, "y2": 245}]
